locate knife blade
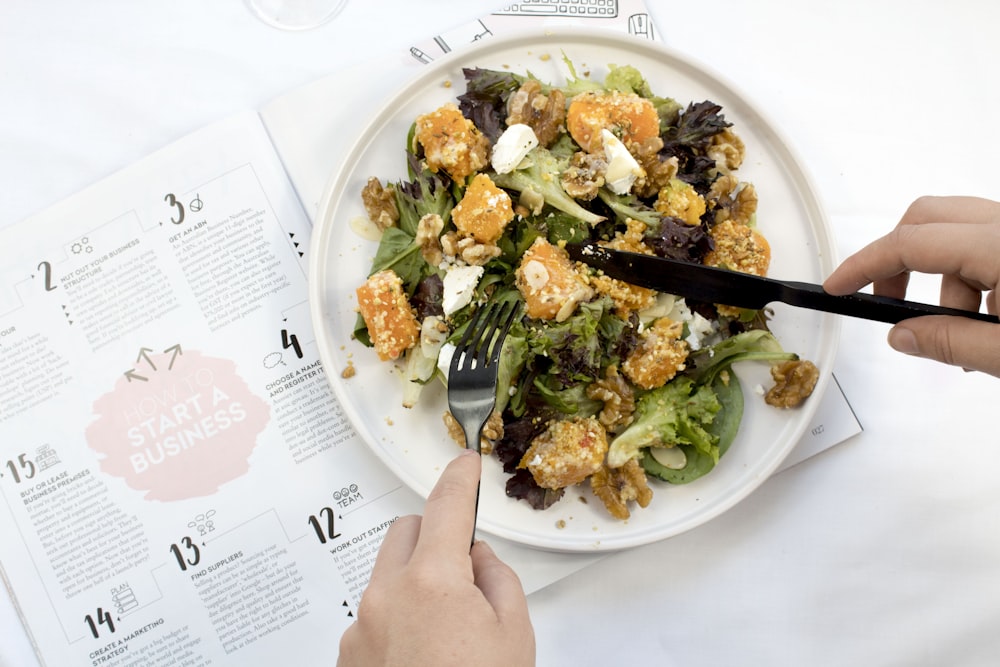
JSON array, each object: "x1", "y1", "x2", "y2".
[{"x1": 565, "y1": 242, "x2": 999, "y2": 325}]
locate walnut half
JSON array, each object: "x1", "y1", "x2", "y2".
[
  {"x1": 585, "y1": 365, "x2": 635, "y2": 431},
  {"x1": 415, "y1": 213, "x2": 444, "y2": 266},
  {"x1": 361, "y1": 177, "x2": 399, "y2": 231},
  {"x1": 590, "y1": 459, "x2": 653, "y2": 520},
  {"x1": 443, "y1": 409, "x2": 503, "y2": 455},
  {"x1": 560, "y1": 151, "x2": 607, "y2": 201},
  {"x1": 765, "y1": 359, "x2": 819, "y2": 408},
  {"x1": 506, "y1": 79, "x2": 566, "y2": 147}
]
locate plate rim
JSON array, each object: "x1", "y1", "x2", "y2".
[{"x1": 308, "y1": 27, "x2": 841, "y2": 552}]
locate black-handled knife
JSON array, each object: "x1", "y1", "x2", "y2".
[{"x1": 566, "y1": 242, "x2": 999, "y2": 325}]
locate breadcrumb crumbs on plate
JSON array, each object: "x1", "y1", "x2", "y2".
[
  {"x1": 385, "y1": 417, "x2": 394, "y2": 426},
  {"x1": 341, "y1": 362, "x2": 355, "y2": 379},
  {"x1": 556, "y1": 520, "x2": 566, "y2": 529},
  {"x1": 539, "y1": 53, "x2": 551, "y2": 61}
]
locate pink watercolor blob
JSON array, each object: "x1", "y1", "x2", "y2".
[{"x1": 86, "y1": 349, "x2": 270, "y2": 501}]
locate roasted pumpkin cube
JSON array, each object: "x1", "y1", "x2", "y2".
[
  {"x1": 703, "y1": 220, "x2": 771, "y2": 318},
  {"x1": 622, "y1": 317, "x2": 689, "y2": 390},
  {"x1": 356, "y1": 270, "x2": 419, "y2": 361},
  {"x1": 566, "y1": 90, "x2": 660, "y2": 154},
  {"x1": 452, "y1": 173, "x2": 514, "y2": 244},
  {"x1": 519, "y1": 416, "x2": 609, "y2": 489},
  {"x1": 704, "y1": 219, "x2": 771, "y2": 276},
  {"x1": 515, "y1": 237, "x2": 594, "y2": 322},
  {"x1": 414, "y1": 103, "x2": 490, "y2": 182}
]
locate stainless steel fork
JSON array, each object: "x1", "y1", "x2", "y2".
[{"x1": 447, "y1": 299, "x2": 521, "y2": 541}]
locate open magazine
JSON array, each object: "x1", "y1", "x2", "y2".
[{"x1": 0, "y1": 4, "x2": 861, "y2": 665}]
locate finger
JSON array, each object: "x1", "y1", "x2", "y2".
[
  {"x1": 470, "y1": 541, "x2": 532, "y2": 627},
  {"x1": 875, "y1": 197, "x2": 1000, "y2": 298},
  {"x1": 871, "y1": 271, "x2": 910, "y2": 301},
  {"x1": 412, "y1": 449, "x2": 482, "y2": 562},
  {"x1": 824, "y1": 222, "x2": 1000, "y2": 295},
  {"x1": 337, "y1": 625, "x2": 360, "y2": 667},
  {"x1": 940, "y1": 274, "x2": 985, "y2": 313},
  {"x1": 366, "y1": 515, "x2": 420, "y2": 584},
  {"x1": 899, "y1": 195, "x2": 1000, "y2": 228},
  {"x1": 889, "y1": 316, "x2": 1000, "y2": 377}
]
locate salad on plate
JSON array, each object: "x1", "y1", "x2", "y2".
[{"x1": 350, "y1": 57, "x2": 818, "y2": 521}]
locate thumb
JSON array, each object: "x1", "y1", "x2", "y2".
[
  {"x1": 470, "y1": 541, "x2": 533, "y2": 628},
  {"x1": 889, "y1": 316, "x2": 1000, "y2": 377}
]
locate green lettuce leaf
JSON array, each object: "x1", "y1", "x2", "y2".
[{"x1": 607, "y1": 376, "x2": 721, "y2": 468}]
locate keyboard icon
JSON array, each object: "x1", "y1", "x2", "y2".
[{"x1": 494, "y1": 0, "x2": 619, "y2": 18}]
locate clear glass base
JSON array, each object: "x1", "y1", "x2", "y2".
[{"x1": 245, "y1": 0, "x2": 348, "y2": 31}]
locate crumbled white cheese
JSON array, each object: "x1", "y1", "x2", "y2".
[
  {"x1": 667, "y1": 297, "x2": 694, "y2": 325},
  {"x1": 442, "y1": 265, "x2": 484, "y2": 315},
  {"x1": 686, "y1": 311, "x2": 716, "y2": 350},
  {"x1": 664, "y1": 297, "x2": 718, "y2": 351},
  {"x1": 491, "y1": 123, "x2": 538, "y2": 174},
  {"x1": 437, "y1": 342, "x2": 456, "y2": 380},
  {"x1": 601, "y1": 129, "x2": 643, "y2": 195}
]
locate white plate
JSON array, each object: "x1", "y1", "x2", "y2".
[{"x1": 308, "y1": 28, "x2": 839, "y2": 552}]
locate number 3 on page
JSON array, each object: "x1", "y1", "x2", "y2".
[{"x1": 164, "y1": 192, "x2": 185, "y2": 225}]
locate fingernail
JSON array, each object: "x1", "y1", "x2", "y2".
[{"x1": 888, "y1": 327, "x2": 919, "y2": 355}]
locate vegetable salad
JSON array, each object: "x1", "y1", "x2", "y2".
[{"x1": 352, "y1": 57, "x2": 818, "y2": 520}]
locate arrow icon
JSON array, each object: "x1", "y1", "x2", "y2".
[
  {"x1": 164, "y1": 343, "x2": 183, "y2": 370},
  {"x1": 136, "y1": 347, "x2": 157, "y2": 371},
  {"x1": 124, "y1": 369, "x2": 148, "y2": 383}
]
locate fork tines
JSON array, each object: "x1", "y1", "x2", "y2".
[{"x1": 450, "y1": 300, "x2": 520, "y2": 373}]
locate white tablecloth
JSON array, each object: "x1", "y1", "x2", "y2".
[{"x1": 3, "y1": 1, "x2": 999, "y2": 665}]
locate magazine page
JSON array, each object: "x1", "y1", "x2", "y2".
[{"x1": 0, "y1": 111, "x2": 469, "y2": 666}]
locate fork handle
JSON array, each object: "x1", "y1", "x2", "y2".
[
  {"x1": 464, "y1": 422, "x2": 485, "y2": 548},
  {"x1": 470, "y1": 476, "x2": 481, "y2": 550}
]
